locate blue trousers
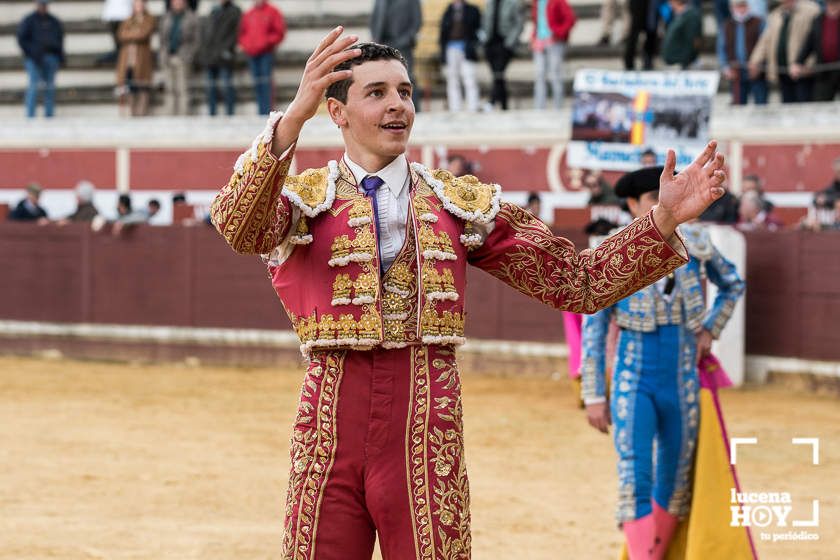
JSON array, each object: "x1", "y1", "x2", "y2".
[
  {"x1": 248, "y1": 52, "x2": 274, "y2": 115},
  {"x1": 611, "y1": 325, "x2": 699, "y2": 524},
  {"x1": 24, "y1": 54, "x2": 60, "y2": 118},
  {"x1": 206, "y1": 65, "x2": 236, "y2": 116}
]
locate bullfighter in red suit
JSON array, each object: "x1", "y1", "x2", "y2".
[{"x1": 210, "y1": 29, "x2": 728, "y2": 560}]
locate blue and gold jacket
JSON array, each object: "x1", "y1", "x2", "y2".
[{"x1": 580, "y1": 224, "x2": 745, "y2": 402}]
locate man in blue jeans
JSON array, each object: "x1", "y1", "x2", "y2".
[
  {"x1": 237, "y1": 0, "x2": 285, "y2": 115},
  {"x1": 199, "y1": 0, "x2": 241, "y2": 116},
  {"x1": 17, "y1": 0, "x2": 64, "y2": 118}
]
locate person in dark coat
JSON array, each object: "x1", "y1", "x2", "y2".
[
  {"x1": 481, "y1": 0, "x2": 524, "y2": 110},
  {"x1": 791, "y1": 0, "x2": 840, "y2": 101},
  {"x1": 199, "y1": 0, "x2": 241, "y2": 115},
  {"x1": 8, "y1": 183, "x2": 48, "y2": 222},
  {"x1": 624, "y1": 0, "x2": 659, "y2": 69},
  {"x1": 17, "y1": 0, "x2": 64, "y2": 118},
  {"x1": 371, "y1": 0, "x2": 423, "y2": 110},
  {"x1": 439, "y1": 0, "x2": 483, "y2": 112}
]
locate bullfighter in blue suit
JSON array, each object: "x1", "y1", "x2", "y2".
[{"x1": 581, "y1": 166, "x2": 745, "y2": 560}]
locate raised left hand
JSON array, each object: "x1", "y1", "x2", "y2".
[{"x1": 656, "y1": 141, "x2": 726, "y2": 230}]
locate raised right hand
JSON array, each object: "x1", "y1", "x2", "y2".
[
  {"x1": 285, "y1": 27, "x2": 361, "y2": 124},
  {"x1": 585, "y1": 401, "x2": 611, "y2": 434},
  {"x1": 272, "y1": 27, "x2": 361, "y2": 156}
]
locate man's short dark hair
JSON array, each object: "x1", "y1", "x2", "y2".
[
  {"x1": 118, "y1": 194, "x2": 132, "y2": 211},
  {"x1": 325, "y1": 43, "x2": 408, "y2": 104},
  {"x1": 527, "y1": 192, "x2": 542, "y2": 205},
  {"x1": 148, "y1": 199, "x2": 161, "y2": 210}
]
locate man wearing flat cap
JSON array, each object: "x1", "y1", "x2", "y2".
[
  {"x1": 580, "y1": 166, "x2": 747, "y2": 559},
  {"x1": 8, "y1": 183, "x2": 49, "y2": 222}
]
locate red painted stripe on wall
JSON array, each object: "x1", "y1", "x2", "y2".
[
  {"x1": 743, "y1": 143, "x2": 840, "y2": 192},
  {"x1": 130, "y1": 149, "x2": 243, "y2": 190},
  {"x1": 0, "y1": 149, "x2": 116, "y2": 189}
]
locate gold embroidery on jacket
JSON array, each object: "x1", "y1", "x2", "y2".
[
  {"x1": 331, "y1": 274, "x2": 353, "y2": 306},
  {"x1": 483, "y1": 204, "x2": 685, "y2": 314},
  {"x1": 282, "y1": 351, "x2": 344, "y2": 560},
  {"x1": 211, "y1": 142, "x2": 293, "y2": 254}
]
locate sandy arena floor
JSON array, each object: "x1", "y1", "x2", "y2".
[{"x1": 0, "y1": 355, "x2": 837, "y2": 560}]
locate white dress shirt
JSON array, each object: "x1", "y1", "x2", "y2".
[
  {"x1": 264, "y1": 154, "x2": 492, "y2": 269},
  {"x1": 343, "y1": 153, "x2": 410, "y2": 271}
]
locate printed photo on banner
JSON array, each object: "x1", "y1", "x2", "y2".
[{"x1": 567, "y1": 70, "x2": 720, "y2": 171}]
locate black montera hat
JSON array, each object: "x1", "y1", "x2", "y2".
[{"x1": 614, "y1": 166, "x2": 664, "y2": 199}]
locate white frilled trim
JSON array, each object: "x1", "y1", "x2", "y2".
[
  {"x1": 289, "y1": 234, "x2": 313, "y2": 245},
  {"x1": 281, "y1": 159, "x2": 339, "y2": 218},
  {"x1": 301, "y1": 337, "x2": 380, "y2": 357},
  {"x1": 419, "y1": 213, "x2": 438, "y2": 223},
  {"x1": 328, "y1": 252, "x2": 375, "y2": 267},
  {"x1": 233, "y1": 110, "x2": 285, "y2": 174},
  {"x1": 422, "y1": 249, "x2": 457, "y2": 261},
  {"x1": 348, "y1": 216, "x2": 372, "y2": 227},
  {"x1": 421, "y1": 335, "x2": 467, "y2": 346},
  {"x1": 351, "y1": 296, "x2": 376, "y2": 305},
  {"x1": 381, "y1": 341, "x2": 410, "y2": 349},
  {"x1": 410, "y1": 162, "x2": 502, "y2": 224},
  {"x1": 459, "y1": 233, "x2": 483, "y2": 248},
  {"x1": 426, "y1": 291, "x2": 459, "y2": 302},
  {"x1": 384, "y1": 285, "x2": 411, "y2": 297},
  {"x1": 330, "y1": 297, "x2": 352, "y2": 306},
  {"x1": 383, "y1": 312, "x2": 409, "y2": 321}
]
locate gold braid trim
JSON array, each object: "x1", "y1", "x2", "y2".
[{"x1": 210, "y1": 142, "x2": 294, "y2": 254}]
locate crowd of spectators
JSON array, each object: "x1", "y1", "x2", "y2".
[
  {"x1": 14, "y1": 0, "x2": 840, "y2": 118},
  {"x1": 2, "y1": 181, "x2": 213, "y2": 235},
  {"x1": 569, "y1": 154, "x2": 840, "y2": 233},
  {"x1": 16, "y1": 0, "x2": 284, "y2": 118}
]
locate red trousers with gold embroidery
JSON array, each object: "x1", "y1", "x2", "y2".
[{"x1": 282, "y1": 345, "x2": 471, "y2": 560}]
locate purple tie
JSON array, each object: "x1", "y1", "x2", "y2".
[{"x1": 361, "y1": 175, "x2": 385, "y2": 273}]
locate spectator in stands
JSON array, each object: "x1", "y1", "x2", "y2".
[
  {"x1": 199, "y1": 0, "x2": 241, "y2": 116},
  {"x1": 8, "y1": 183, "x2": 48, "y2": 222},
  {"x1": 238, "y1": 0, "x2": 286, "y2": 115},
  {"x1": 738, "y1": 190, "x2": 782, "y2": 230},
  {"x1": 583, "y1": 171, "x2": 621, "y2": 206},
  {"x1": 722, "y1": 0, "x2": 769, "y2": 105},
  {"x1": 116, "y1": 0, "x2": 156, "y2": 116},
  {"x1": 111, "y1": 194, "x2": 156, "y2": 235},
  {"x1": 531, "y1": 0, "x2": 576, "y2": 109},
  {"x1": 58, "y1": 180, "x2": 100, "y2": 224},
  {"x1": 625, "y1": 0, "x2": 658, "y2": 70},
  {"x1": 17, "y1": 0, "x2": 64, "y2": 119},
  {"x1": 371, "y1": 0, "x2": 423, "y2": 110},
  {"x1": 741, "y1": 173, "x2": 775, "y2": 211},
  {"x1": 99, "y1": 0, "x2": 132, "y2": 65},
  {"x1": 640, "y1": 148, "x2": 657, "y2": 167},
  {"x1": 791, "y1": 0, "x2": 840, "y2": 101},
  {"x1": 439, "y1": 0, "x2": 483, "y2": 112},
  {"x1": 166, "y1": 0, "x2": 198, "y2": 10},
  {"x1": 147, "y1": 198, "x2": 161, "y2": 221},
  {"x1": 699, "y1": 187, "x2": 740, "y2": 223},
  {"x1": 159, "y1": 0, "x2": 199, "y2": 115},
  {"x1": 815, "y1": 155, "x2": 840, "y2": 205},
  {"x1": 481, "y1": 0, "x2": 524, "y2": 111},
  {"x1": 749, "y1": 0, "x2": 820, "y2": 103},
  {"x1": 662, "y1": 0, "x2": 703, "y2": 69},
  {"x1": 525, "y1": 191, "x2": 542, "y2": 216},
  {"x1": 446, "y1": 154, "x2": 474, "y2": 176},
  {"x1": 597, "y1": 0, "x2": 629, "y2": 46}
]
